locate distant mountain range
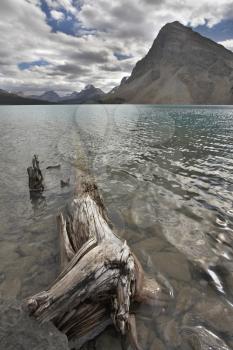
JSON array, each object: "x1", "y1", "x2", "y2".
[
  {"x1": 1, "y1": 21, "x2": 233, "y2": 105},
  {"x1": 0, "y1": 89, "x2": 50, "y2": 105},
  {"x1": 28, "y1": 85, "x2": 105, "y2": 104},
  {"x1": 29, "y1": 90, "x2": 61, "y2": 103},
  {"x1": 107, "y1": 21, "x2": 233, "y2": 104},
  {"x1": 0, "y1": 85, "x2": 105, "y2": 105}
]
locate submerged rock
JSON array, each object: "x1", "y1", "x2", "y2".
[
  {"x1": 0, "y1": 276, "x2": 21, "y2": 298},
  {"x1": 94, "y1": 327, "x2": 120, "y2": 350},
  {"x1": 132, "y1": 236, "x2": 167, "y2": 254},
  {"x1": 193, "y1": 299, "x2": 233, "y2": 334},
  {"x1": 163, "y1": 319, "x2": 182, "y2": 347},
  {"x1": 151, "y1": 251, "x2": 191, "y2": 282},
  {"x1": 137, "y1": 319, "x2": 151, "y2": 348},
  {"x1": 0, "y1": 298, "x2": 69, "y2": 350},
  {"x1": 150, "y1": 336, "x2": 166, "y2": 350},
  {"x1": 181, "y1": 325, "x2": 231, "y2": 350},
  {"x1": 175, "y1": 286, "x2": 201, "y2": 314}
]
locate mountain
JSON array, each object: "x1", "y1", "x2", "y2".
[
  {"x1": 62, "y1": 85, "x2": 105, "y2": 104},
  {"x1": 0, "y1": 89, "x2": 49, "y2": 105},
  {"x1": 62, "y1": 91, "x2": 80, "y2": 101},
  {"x1": 0, "y1": 85, "x2": 105, "y2": 105},
  {"x1": 109, "y1": 76, "x2": 129, "y2": 95},
  {"x1": 108, "y1": 21, "x2": 233, "y2": 104},
  {"x1": 27, "y1": 85, "x2": 105, "y2": 104},
  {"x1": 29, "y1": 90, "x2": 61, "y2": 103}
]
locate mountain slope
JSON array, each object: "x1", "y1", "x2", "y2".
[
  {"x1": 29, "y1": 91, "x2": 61, "y2": 102},
  {"x1": 109, "y1": 21, "x2": 233, "y2": 104},
  {"x1": 0, "y1": 90, "x2": 50, "y2": 105}
]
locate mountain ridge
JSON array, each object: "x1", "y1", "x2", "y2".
[
  {"x1": 61, "y1": 84, "x2": 105, "y2": 104},
  {"x1": 0, "y1": 89, "x2": 53, "y2": 105},
  {"x1": 107, "y1": 21, "x2": 233, "y2": 104},
  {"x1": 26, "y1": 85, "x2": 105, "y2": 104}
]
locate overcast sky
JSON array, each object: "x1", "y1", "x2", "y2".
[{"x1": 1, "y1": 0, "x2": 233, "y2": 95}]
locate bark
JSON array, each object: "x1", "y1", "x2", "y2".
[{"x1": 26, "y1": 173, "x2": 167, "y2": 349}]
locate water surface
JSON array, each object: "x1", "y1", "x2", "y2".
[{"x1": 0, "y1": 104, "x2": 233, "y2": 349}]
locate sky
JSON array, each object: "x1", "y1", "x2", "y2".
[{"x1": 0, "y1": 0, "x2": 233, "y2": 95}]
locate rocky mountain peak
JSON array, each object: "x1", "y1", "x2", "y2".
[
  {"x1": 110, "y1": 21, "x2": 233, "y2": 104},
  {"x1": 84, "y1": 84, "x2": 95, "y2": 91},
  {"x1": 42, "y1": 90, "x2": 59, "y2": 95}
]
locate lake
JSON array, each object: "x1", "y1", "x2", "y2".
[{"x1": 0, "y1": 104, "x2": 233, "y2": 349}]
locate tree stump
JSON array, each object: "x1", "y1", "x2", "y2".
[
  {"x1": 27, "y1": 155, "x2": 44, "y2": 192},
  {"x1": 26, "y1": 173, "x2": 169, "y2": 349}
]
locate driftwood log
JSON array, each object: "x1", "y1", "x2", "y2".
[
  {"x1": 26, "y1": 173, "x2": 168, "y2": 349},
  {"x1": 27, "y1": 155, "x2": 44, "y2": 192}
]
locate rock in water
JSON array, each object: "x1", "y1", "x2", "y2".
[
  {"x1": 0, "y1": 298, "x2": 69, "y2": 350},
  {"x1": 110, "y1": 21, "x2": 233, "y2": 104}
]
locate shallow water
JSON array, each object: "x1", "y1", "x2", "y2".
[{"x1": 0, "y1": 104, "x2": 233, "y2": 349}]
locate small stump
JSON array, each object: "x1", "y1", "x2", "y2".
[{"x1": 27, "y1": 155, "x2": 44, "y2": 192}]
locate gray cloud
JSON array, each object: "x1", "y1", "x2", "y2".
[
  {"x1": 71, "y1": 50, "x2": 110, "y2": 64},
  {"x1": 141, "y1": 0, "x2": 164, "y2": 4},
  {"x1": 56, "y1": 63, "x2": 90, "y2": 74},
  {"x1": 100, "y1": 64, "x2": 123, "y2": 72}
]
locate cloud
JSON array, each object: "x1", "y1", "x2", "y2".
[
  {"x1": 0, "y1": 0, "x2": 233, "y2": 94},
  {"x1": 219, "y1": 39, "x2": 233, "y2": 51},
  {"x1": 70, "y1": 50, "x2": 111, "y2": 64},
  {"x1": 45, "y1": 0, "x2": 77, "y2": 15},
  {"x1": 56, "y1": 62, "x2": 89, "y2": 74},
  {"x1": 50, "y1": 9, "x2": 65, "y2": 21}
]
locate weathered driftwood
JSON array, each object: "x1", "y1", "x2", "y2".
[
  {"x1": 26, "y1": 173, "x2": 167, "y2": 349},
  {"x1": 27, "y1": 155, "x2": 44, "y2": 192}
]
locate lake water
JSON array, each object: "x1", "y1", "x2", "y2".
[{"x1": 0, "y1": 104, "x2": 233, "y2": 349}]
